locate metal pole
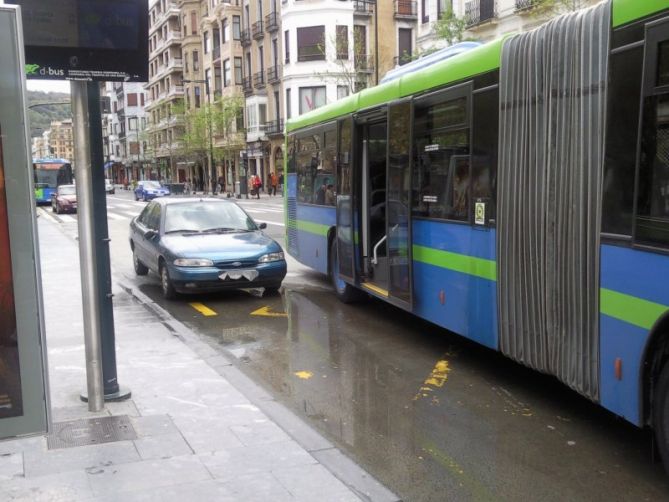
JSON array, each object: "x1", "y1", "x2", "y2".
[
  {"x1": 206, "y1": 79, "x2": 214, "y2": 194},
  {"x1": 71, "y1": 81, "x2": 104, "y2": 412}
]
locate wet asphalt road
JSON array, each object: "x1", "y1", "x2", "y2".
[{"x1": 40, "y1": 189, "x2": 669, "y2": 501}]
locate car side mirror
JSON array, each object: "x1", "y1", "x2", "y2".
[
  {"x1": 145, "y1": 229, "x2": 158, "y2": 240},
  {"x1": 258, "y1": 222, "x2": 267, "y2": 230}
]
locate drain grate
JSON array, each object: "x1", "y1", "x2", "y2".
[{"x1": 47, "y1": 415, "x2": 137, "y2": 450}]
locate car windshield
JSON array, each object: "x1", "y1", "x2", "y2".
[
  {"x1": 164, "y1": 202, "x2": 257, "y2": 233},
  {"x1": 59, "y1": 186, "x2": 76, "y2": 195},
  {"x1": 143, "y1": 181, "x2": 161, "y2": 189}
]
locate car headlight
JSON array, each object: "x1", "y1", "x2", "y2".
[
  {"x1": 258, "y1": 252, "x2": 284, "y2": 263},
  {"x1": 173, "y1": 258, "x2": 214, "y2": 267}
]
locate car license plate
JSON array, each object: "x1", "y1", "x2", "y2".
[{"x1": 219, "y1": 269, "x2": 258, "y2": 281}]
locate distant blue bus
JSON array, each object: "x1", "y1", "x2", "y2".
[{"x1": 32, "y1": 158, "x2": 73, "y2": 204}]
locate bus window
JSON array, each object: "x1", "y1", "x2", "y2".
[
  {"x1": 637, "y1": 94, "x2": 669, "y2": 246},
  {"x1": 296, "y1": 133, "x2": 321, "y2": 204},
  {"x1": 603, "y1": 46, "x2": 642, "y2": 237},
  {"x1": 318, "y1": 127, "x2": 336, "y2": 206},
  {"x1": 412, "y1": 95, "x2": 470, "y2": 221},
  {"x1": 472, "y1": 87, "x2": 498, "y2": 222}
]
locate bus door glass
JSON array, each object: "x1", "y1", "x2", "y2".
[
  {"x1": 387, "y1": 101, "x2": 412, "y2": 305},
  {"x1": 636, "y1": 18, "x2": 669, "y2": 247},
  {"x1": 336, "y1": 118, "x2": 355, "y2": 281}
]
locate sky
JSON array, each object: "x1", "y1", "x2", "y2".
[{"x1": 26, "y1": 79, "x2": 71, "y2": 94}]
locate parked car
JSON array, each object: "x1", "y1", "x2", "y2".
[
  {"x1": 105, "y1": 179, "x2": 115, "y2": 194},
  {"x1": 134, "y1": 180, "x2": 169, "y2": 201},
  {"x1": 129, "y1": 198, "x2": 287, "y2": 299},
  {"x1": 51, "y1": 184, "x2": 77, "y2": 214}
]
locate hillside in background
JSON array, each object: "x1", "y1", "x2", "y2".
[{"x1": 27, "y1": 90, "x2": 71, "y2": 138}]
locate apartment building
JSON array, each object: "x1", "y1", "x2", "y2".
[
  {"x1": 31, "y1": 134, "x2": 49, "y2": 159},
  {"x1": 145, "y1": 0, "x2": 187, "y2": 183},
  {"x1": 101, "y1": 83, "x2": 149, "y2": 184},
  {"x1": 240, "y1": 0, "x2": 284, "y2": 186},
  {"x1": 49, "y1": 120, "x2": 74, "y2": 161},
  {"x1": 416, "y1": 0, "x2": 599, "y2": 54},
  {"x1": 200, "y1": 0, "x2": 246, "y2": 193}
]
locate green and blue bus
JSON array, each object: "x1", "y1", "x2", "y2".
[
  {"x1": 32, "y1": 158, "x2": 73, "y2": 204},
  {"x1": 285, "y1": 0, "x2": 669, "y2": 470}
]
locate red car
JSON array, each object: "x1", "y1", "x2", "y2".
[{"x1": 51, "y1": 184, "x2": 77, "y2": 214}]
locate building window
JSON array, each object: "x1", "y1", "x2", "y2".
[
  {"x1": 284, "y1": 30, "x2": 290, "y2": 63},
  {"x1": 190, "y1": 11, "x2": 197, "y2": 35},
  {"x1": 299, "y1": 86, "x2": 326, "y2": 114},
  {"x1": 194, "y1": 86, "x2": 201, "y2": 108},
  {"x1": 233, "y1": 15, "x2": 241, "y2": 40},
  {"x1": 127, "y1": 93, "x2": 138, "y2": 106},
  {"x1": 234, "y1": 57, "x2": 243, "y2": 84},
  {"x1": 297, "y1": 26, "x2": 325, "y2": 62},
  {"x1": 398, "y1": 28, "x2": 412, "y2": 65},
  {"x1": 223, "y1": 59, "x2": 231, "y2": 87},
  {"x1": 421, "y1": 0, "x2": 429, "y2": 23},
  {"x1": 193, "y1": 50, "x2": 199, "y2": 71},
  {"x1": 205, "y1": 68, "x2": 211, "y2": 91},
  {"x1": 336, "y1": 25, "x2": 348, "y2": 60},
  {"x1": 222, "y1": 18, "x2": 228, "y2": 43},
  {"x1": 337, "y1": 85, "x2": 349, "y2": 100},
  {"x1": 204, "y1": 31, "x2": 210, "y2": 53},
  {"x1": 215, "y1": 65, "x2": 222, "y2": 92}
]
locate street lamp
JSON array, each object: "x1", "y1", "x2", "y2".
[{"x1": 182, "y1": 78, "x2": 215, "y2": 194}]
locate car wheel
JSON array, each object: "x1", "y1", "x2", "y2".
[
  {"x1": 329, "y1": 239, "x2": 363, "y2": 303},
  {"x1": 111, "y1": 189, "x2": 115, "y2": 195},
  {"x1": 134, "y1": 192, "x2": 139, "y2": 201},
  {"x1": 132, "y1": 247, "x2": 148, "y2": 276},
  {"x1": 264, "y1": 283, "x2": 282, "y2": 295},
  {"x1": 143, "y1": 194, "x2": 148, "y2": 202},
  {"x1": 55, "y1": 203, "x2": 61, "y2": 215},
  {"x1": 160, "y1": 263, "x2": 177, "y2": 300},
  {"x1": 51, "y1": 202, "x2": 56, "y2": 212}
]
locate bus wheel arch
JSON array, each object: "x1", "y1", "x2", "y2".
[{"x1": 642, "y1": 313, "x2": 669, "y2": 426}]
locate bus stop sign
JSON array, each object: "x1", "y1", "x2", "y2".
[{"x1": 7, "y1": 0, "x2": 148, "y2": 82}]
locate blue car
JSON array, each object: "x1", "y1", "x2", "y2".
[
  {"x1": 134, "y1": 180, "x2": 170, "y2": 201},
  {"x1": 129, "y1": 198, "x2": 287, "y2": 299}
]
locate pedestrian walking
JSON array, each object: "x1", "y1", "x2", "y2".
[
  {"x1": 251, "y1": 174, "x2": 262, "y2": 199},
  {"x1": 270, "y1": 172, "x2": 278, "y2": 196},
  {"x1": 278, "y1": 173, "x2": 284, "y2": 195}
]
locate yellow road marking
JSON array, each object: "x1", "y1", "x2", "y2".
[
  {"x1": 189, "y1": 302, "x2": 217, "y2": 316},
  {"x1": 294, "y1": 371, "x2": 313, "y2": 379},
  {"x1": 250, "y1": 306, "x2": 287, "y2": 317},
  {"x1": 414, "y1": 359, "x2": 451, "y2": 401}
]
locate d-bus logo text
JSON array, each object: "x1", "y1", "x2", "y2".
[{"x1": 38, "y1": 66, "x2": 65, "y2": 77}]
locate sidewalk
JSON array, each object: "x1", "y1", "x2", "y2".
[{"x1": 0, "y1": 217, "x2": 397, "y2": 501}]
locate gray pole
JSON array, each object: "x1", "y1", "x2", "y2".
[{"x1": 71, "y1": 81, "x2": 104, "y2": 412}]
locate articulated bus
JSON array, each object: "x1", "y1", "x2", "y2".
[
  {"x1": 32, "y1": 158, "x2": 73, "y2": 204},
  {"x1": 284, "y1": 0, "x2": 669, "y2": 470}
]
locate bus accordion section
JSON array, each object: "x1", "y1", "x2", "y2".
[{"x1": 32, "y1": 158, "x2": 73, "y2": 204}]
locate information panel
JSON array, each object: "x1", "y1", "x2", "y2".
[
  {"x1": 6, "y1": 0, "x2": 148, "y2": 82},
  {"x1": 0, "y1": 5, "x2": 50, "y2": 439}
]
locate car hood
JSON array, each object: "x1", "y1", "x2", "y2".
[
  {"x1": 161, "y1": 231, "x2": 280, "y2": 259},
  {"x1": 59, "y1": 195, "x2": 77, "y2": 202}
]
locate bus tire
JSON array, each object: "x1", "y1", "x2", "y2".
[
  {"x1": 329, "y1": 240, "x2": 362, "y2": 304},
  {"x1": 654, "y1": 361, "x2": 669, "y2": 475}
]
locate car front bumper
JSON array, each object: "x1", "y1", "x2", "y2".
[{"x1": 167, "y1": 260, "x2": 287, "y2": 293}]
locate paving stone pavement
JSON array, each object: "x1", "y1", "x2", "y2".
[{"x1": 0, "y1": 217, "x2": 398, "y2": 502}]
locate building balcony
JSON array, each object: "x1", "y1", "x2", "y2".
[
  {"x1": 298, "y1": 44, "x2": 325, "y2": 62},
  {"x1": 265, "y1": 119, "x2": 284, "y2": 137},
  {"x1": 164, "y1": 30, "x2": 183, "y2": 46},
  {"x1": 514, "y1": 0, "x2": 536, "y2": 12},
  {"x1": 252, "y1": 20, "x2": 264, "y2": 40},
  {"x1": 246, "y1": 123, "x2": 267, "y2": 142},
  {"x1": 167, "y1": 85, "x2": 184, "y2": 98},
  {"x1": 265, "y1": 11, "x2": 279, "y2": 32},
  {"x1": 353, "y1": 0, "x2": 374, "y2": 16},
  {"x1": 253, "y1": 71, "x2": 265, "y2": 89},
  {"x1": 465, "y1": 0, "x2": 497, "y2": 27},
  {"x1": 394, "y1": 1, "x2": 417, "y2": 20},
  {"x1": 241, "y1": 29, "x2": 251, "y2": 47},
  {"x1": 354, "y1": 55, "x2": 374, "y2": 73},
  {"x1": 267, "y1": 65, "x2": 281, "y2": 84},
  {"x1": 242, "y1": 76, "x2": 253, "y2": 95}
]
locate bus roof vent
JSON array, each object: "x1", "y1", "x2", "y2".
[{"x1": 380, "y1": 42, "x2": 482, "y2": 84}]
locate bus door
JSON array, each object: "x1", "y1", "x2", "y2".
[
  {"x1": 356, "y1": 110, "x2": 389, "y2": 296},
  {"x1": 335, "y1": 117, "x2": 355, "y2": 283}
]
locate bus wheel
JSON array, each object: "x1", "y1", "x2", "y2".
[
  {"x1": 654, "y1": 362, "x2": 669, "y2": 475},
  {"x1": 329, "y1": 240, "x2": 362, "y2": 304}
]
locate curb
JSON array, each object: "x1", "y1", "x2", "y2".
[{"x1": 116, "y1": 276, "x2": 400, "y2": 502}]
